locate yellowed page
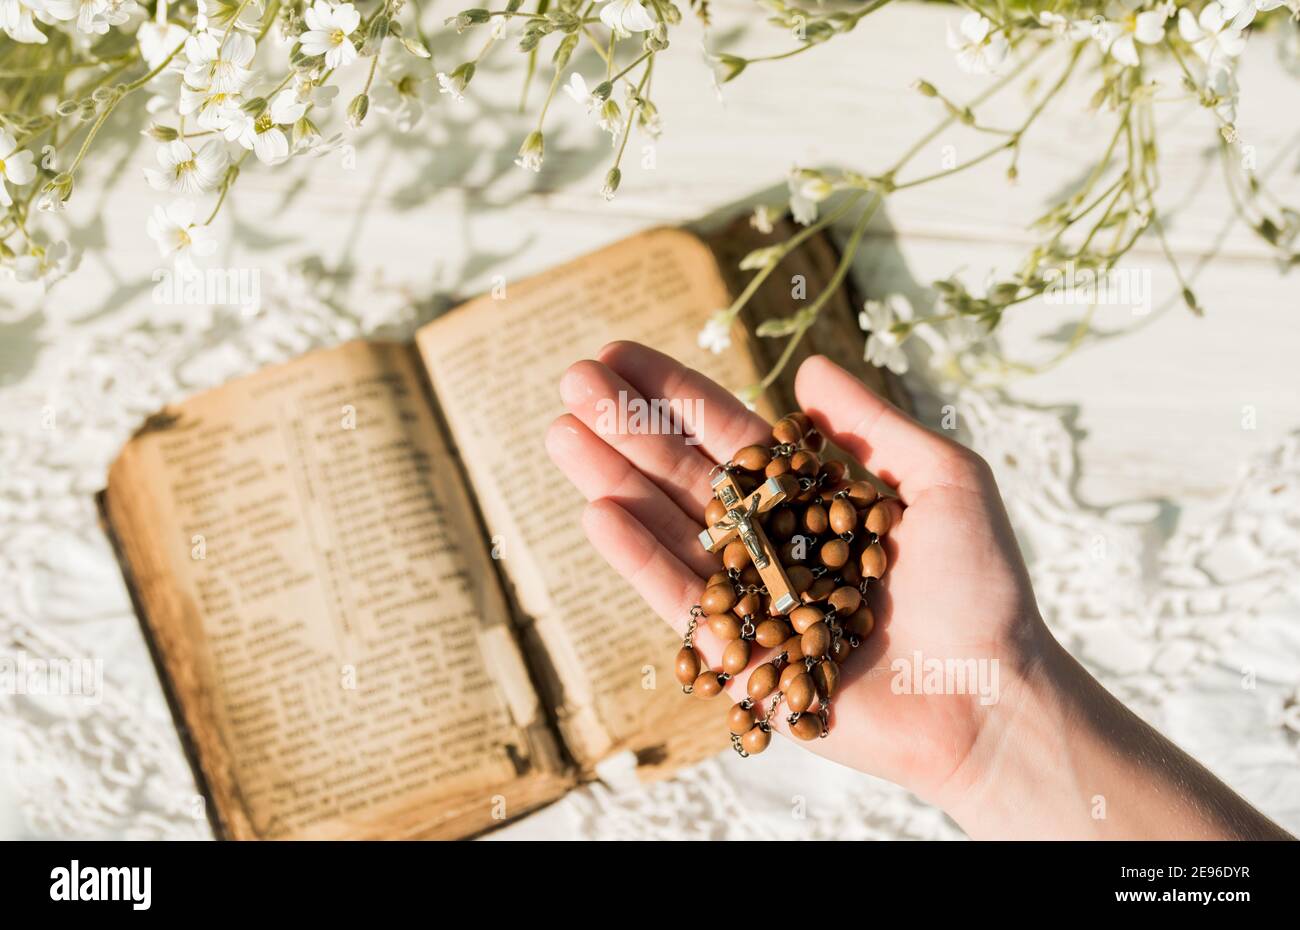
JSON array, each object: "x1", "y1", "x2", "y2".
[
  {"x1": 416, "y1": 228, "x2": 767, "y2": 771},
  {"x1": 105, "y1": 341, "x2": 568, "y2": 839}
]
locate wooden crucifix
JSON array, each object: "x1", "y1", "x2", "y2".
[{"x1": 698, "y1": 470, "x2": 800, "y2": 616}]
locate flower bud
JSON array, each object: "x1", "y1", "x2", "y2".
[
  {"x1": 38, "y1": 174, "x2": 73, "y2": 213},
  {"x1": 451, "y1": 61, "x2": 475, "y2": 89},
  {"x1": 145, "y1": 124, "x2": 179, "y2": 142},
  {"x1": 592, "y1": 80, "x2": 613, "y2": 101},
  {"x1": 347, "y1": 93, "x2": 369, "y2": 129},
  {"x1": 913, "y1": 80, "x2": 938, "y2": 97},
  {"x1": 713, "y1": 54, "x2": 746, "y2": 83},
  {"x1": 514, "y1": 130, "x2": 544, "y2": 172},
  {"x1": 645, "y1": 23, "x2": 669, "y2": 51},
  {"x1": 293, "y1": 116, "x2": 321, "y2": 152},
  {"x1": 601, "y1": 167, "x2": 621, "y2": 201},
  {"x1": 553, "y1": 33, "x2": 578, "y2": 68}
]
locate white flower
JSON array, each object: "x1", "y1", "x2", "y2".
[
  {"x1": 40, "y1": 0, "x2": 132, "y2": 35},
  {"x1": 600, "y1": 0, "x2": 654, "y2": 38},
  {"x1": 564, "y1": 72, "x2": 597, "y2": 112},
  {"x1": 144, "y1": 139, "x2": 227, "y2": 195},
  {"x1": 1220, "y1": 0, "x2": 1287, "y2": 30},
  {"x1": 1090, "y1": 1, "x2": 1170, "y2": 67},
  {"x1": 859, "y1": 296, "x2": 911, "y2": 375},
  {"x1": 12, "y1": 240, "x2": 80, "y2": 286},
  {"x1": 1179, "y1": 3, "x2": 1248, "y2": 67},
  {"x1": 596, "y1": 98, "x2": 622, "y2": 138},
  {"x1": 138, "y1": 19, "x2": 189, "y2": 68},
  {"x1": 185, "y1": 30, "x2": 256, "y2": 95},
  {"x1": 147, "y1": 200, "x2": 218, "y2": 269},
  {"x1": 436, "y1": 72, "x2": 464, "y2": 102},
  {"x1": 1207, "y1": 63, "x2": 1240, "y2": 122},
  {"x1": 750, "y1": 204, "x2": 776, "y2": 235},
  {"x1": 514, "y1": 130, "x2": 544, "y2": 172},
  {"x1": 0, "y1": 130, "x2": 37, "y2": 207},
  {"x1": 295, "y1": 78, "x2": 338, "y2": 109},
  {"x1": 299, "y1": 1, "x2": 360, "y2": 69},
  {"x1": 698, "y1": 311, "x2": 732, "y2": 354},
  {"x1": 233, "y1": 91, "x2": 305, "y2": 164},
  {"x1": 180, "y1": 84, "x2": 244, "y2": 131},
  {"x1": 2, "y1": 0, "x2": 46, "y2": 43},
  {"x1": 946, "y1": 13, "x2": 1008, "y2": 75},
  {"x1": 1037, "y1": 11, "x2": 1091, "y2": 40},
  {"x1": 788, "y1": 169, "x2": 832, "y2": 225},
  {"x1": 370, "y1": 65, "x2": 437, "y2": 132}
]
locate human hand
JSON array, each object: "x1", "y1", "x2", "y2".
[
  {"x1": 545, "y1": 340, "x2": 1048, "y2": 810},
  {"x1": 546, "y1": 341, "x2": 1289, "y2": 839}
]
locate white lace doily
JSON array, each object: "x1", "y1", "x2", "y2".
[{"x1": 2, "y1": 264, "x2": 1298, "y2": 840}]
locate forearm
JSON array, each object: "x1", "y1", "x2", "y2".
[{"x1": 939, "y1": 631, "x2": 1292, "y2": 840}]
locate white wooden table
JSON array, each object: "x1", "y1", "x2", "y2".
[{"x1": 2, "y1": 1, "x2": 1298, "y2": 839}]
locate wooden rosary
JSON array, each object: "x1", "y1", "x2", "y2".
[{"x1": 674, "y1": 411, "x2": 901, "y2": 757}]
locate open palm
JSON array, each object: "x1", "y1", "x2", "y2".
[{"x1": 546, "y1": 341, "x2": 1050, "y2": 806}]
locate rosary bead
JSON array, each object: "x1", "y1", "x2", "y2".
[
  {"x1": 780, "y1": 635, "x2": 805, "y2": 663},
  {"x1": 741, "y1": 725, "x2": 772, "y2": 755},
  {"x1": 723, "y1": 539, "x2": 751, "y2": 571},
  {"x1": 787, "y1": 411, "x2": 813, "y2": 435},
  {"x1": 765, "y1": 456, "x2": 792, "y2": 478},
  {"x1": 860, "y1": 541, "x2": 887, "y2": 580},
  {"x1": 790, "y1": 605, "x2": 822, "y2": 634},
  {"x1": 786, "y1": 565, "x2": 814, "y2": 595},
  {"x1": 845, "y1": 605, "x2": 875, "y2": 638},
  {"x1": 789, "y1": 450, "x2": 820, "y2": 477},
  {"x1": 707, "y1": 570, "x2": 731, "y2": 588},
  {"x1": 675, "y1": 646, "x2": 700, "y2": 686},
  {"x1": 733, "y1": 444, "x2": 772, "y2": 472},
  {"x1": 790, "y1": 713, "x2": 822, "y2": 741},
  {"x1": 828, "y1": 586, "x2": 861, "y2": 616},
  {"x1": 839, "y1": 560, "x2": 862, "y2": 587},
  {"x1": 701, "y1": 583, "x2": 737, "y2": 615},
  {"x1": 772, "y1": 417, "x2": 804, "y2": 445},
  {"x1": 819, "y1": 538, "x2": 850, "y2": 570},
  {"x1": 828, "y1": 498, "x2": 857, "y2": 535},
  {"x1": 813, "y1": 659, "x2": 840, "y2": 697},
  {"x1": 778, "y1": 661, "x2": 804, "y2": 692},
  {"x1": 740, "y1": 564, "x2": 761, "y2": 587},
  {"x1": 705, "y1": 498, "x2": 727, "y2": 526},
  {"x1": 802, "y1": 621, "x2": 831, "y2": 657},
  {"x1": 755, "y1": 618, "x2": 792, "y2": 648},
  {"x1": 693, "y1": 671, "x2": 723, "y2": 698},
  {"x1": 708, "y1": 613, "x2": 742, "y2": 641},
  {"x1": 722, "y1": 638, "x2": 752, "y2": 675},
  {"x1": 830, "y1": 637, "x2": 853, "y2": 662},
  {"x1": 822, "y1": 460, "x2": 849, "y2": 484},
  {"x1": 768, "y1": 507, "x2": 796, "y2": 539},
  {"x1": 803, "y1": 430, "x2": 827, "y2": 454},
  {"x1": 734, "y1": 592, "x2": 762, "y2": 619},
  {"x1": 728, "y1": 701, "x2": 757, "y2": 735},
  {"x1": 803, "y1": 576, "x2": 837, "y2": 603},
  {"x1": 865, "y1": 499, "x2": 897, "y2": 536},
  {"x1": 803, "y1": 503, "x2": 829, "y2": 535},
  {"x1": 845, "y1": 480, "x2": 878, "y2": 508},
  {"x1": 785, "y1": 673, "x2": 816, "y2": 713},
  {"x1": 747, "y1": 662, "x2": 779, "y2": 700}
]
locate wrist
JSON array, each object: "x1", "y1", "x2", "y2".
[{"x1": 924, "y1": 622, "x2": 1085, "y2": 839}]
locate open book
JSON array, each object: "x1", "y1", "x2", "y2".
[{"x1": 100, "y1": 221, "x2": 904, "y2": 839}]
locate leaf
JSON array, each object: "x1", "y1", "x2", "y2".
[{"x1": 755, "y1": 316, "x2": 803, "y2": 337}]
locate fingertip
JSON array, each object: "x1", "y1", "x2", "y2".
[
  {"x1": 596, "y1": 340, "x2": 638, "y2": 366},
  {"x1": 558, "y1": 358, "x2": 605, "y2": 407},
  {"x1": 544, "y1": 414, "x2": 583, "y2": 462}
]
